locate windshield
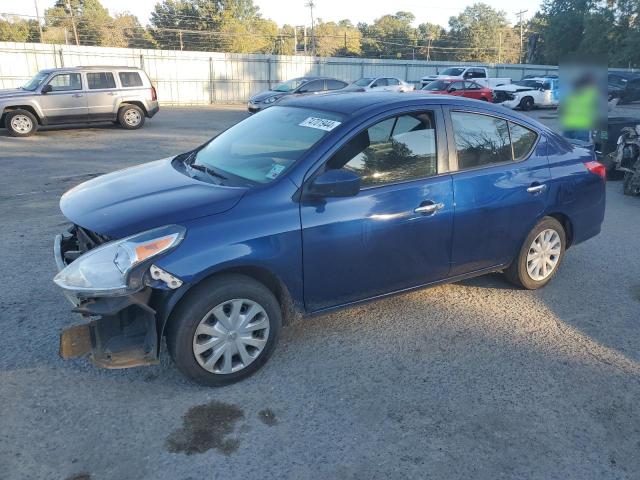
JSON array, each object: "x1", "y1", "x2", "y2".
[
  {"x1": 194, "y1": 106, "x2": 344, "y2": 185},
  {"x1": 21, "y1": 71, "x2": 49, "y2": 91},
  {"x1": 422, "y1": 80, "x2": 451, "y2": 91},
  {"x1": 440, "y1": 68, "x2": 465, "y2": 76},
  {"x1": 272, "y1": 78, "x2": 307, "y2": 92},
  {"x1": 514, "y1": 80, "x2": 544, "y2": 89},
  {"x1": 354, "y1": 78, "x2": 374, "y2": 86}
]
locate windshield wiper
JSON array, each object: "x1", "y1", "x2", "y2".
[{"x1": 188, "y1": 162, "x2": 228, "y2": 182}]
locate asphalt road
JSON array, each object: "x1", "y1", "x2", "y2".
[{"x1": 1, "y1": 105, "x2": 639, "y2": 480}]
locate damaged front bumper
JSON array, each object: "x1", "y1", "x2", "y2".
[{"x1": 55, "y1": 227, "x2": 183, "y2": 369}]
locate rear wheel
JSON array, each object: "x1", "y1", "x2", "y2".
[
  {"x1": 167, "y1": 274, "x2": 282, "y2": 386},
  {"x1": 117, "y1": 104, "x2": 145, "y2": 129},
  {"x1": 520, "y1": 96, "x2": 534, "y2": 111},
  {"x1": 5, "y1": 109, "x2": 38, "y2": 137},
  {"x1": 505, "y1": 217, "x2": 566, "y2": 289}
]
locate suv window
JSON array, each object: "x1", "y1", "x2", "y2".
[
  {"x1": 328, "y1": 111, "x2": 437, "y2": 187},
  {"x1": 119, "y1": 71, "x2": 143, "y2": 87},
  {"x1": 472, "y1": 68, "x2": 486, "y2": 78},
  {"x1": 299, "y1": 80, "x2": 324, "y2": 93},
  {"x1": 509, "y1": 123, "x2": 538, "y2": 160},
  {"x1": 87, "y1": 72, "x2": 116, "y2": 90},
  {"x1": 47, "y1": 73, "x2": 82, "y2": 92},
  {"x1": 451, "y1": 112, "x2": 511, "y2": 169},
  {"x1": 326, "y1": 80, "x2": 346, "y2": 90}
]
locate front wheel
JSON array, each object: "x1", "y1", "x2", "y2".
[
  {"x1": 520, "y1": 96, "x2": 534, "y2": 111},
  {"x1": 505, "y1": 217, "x2": 566, "y2": 289},
  {"x1": 167, "y1": 274, "x2": 282, "y2": 386},
  {"x1": 5, "y1": 109, "x2": 38, "y2": 137}
]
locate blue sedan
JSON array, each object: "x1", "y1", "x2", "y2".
[{"x1": 53, "y1": 92, "x2": 606, "y2": 386}]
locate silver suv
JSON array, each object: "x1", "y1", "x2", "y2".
[{"x1": 0, "y1": 66, "x2": 159, "y2": 137}]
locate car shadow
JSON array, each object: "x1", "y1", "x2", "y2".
[
  {"x1": 456, "y1": 272, "x2": 515, "y2": 290},
  {"x1": 0, "y1": 122, "x2": 121, "y2": 137}
]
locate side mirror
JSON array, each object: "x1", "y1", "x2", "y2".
[
  {"x1": 308, "y1": 169, "x2": 360, "y2": 198},
  {"x1": 41, "y1": 84, "x2": 52, "y2": 94},
  {"x1": 297, "y1": 88, "x2": 308, "y2": 94}
]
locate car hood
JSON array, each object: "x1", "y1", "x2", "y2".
[
  {"x1": 0, "y1": 88, "x2": 33, "y2": 99},
  {"x1": 249, "y1": 90, "x2": 288, "y2": 103},
  {"x1": 60, "y1": 157, "x2": 247, "y2": 238},
  {"x1": 494, "y1": 84, "x2": 534, "y2": 93}
]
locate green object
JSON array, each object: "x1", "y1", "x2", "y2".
[{"x1": 560, "y1": 86, "x2": 598, "y2": 130}]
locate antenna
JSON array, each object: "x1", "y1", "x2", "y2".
[{"x1": 515, "y1": 9, "x2": 528, "y2": 64}]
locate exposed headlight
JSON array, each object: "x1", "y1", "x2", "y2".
[
  {"x1": 264, "y1": 95, "x2": 279, "y2": 104},
  {"x1": 53, "y1": 225, "x2": 185, "y2": 297}
]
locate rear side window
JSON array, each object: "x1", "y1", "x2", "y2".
[
  {"x1": 509, "y1": 123, "x2": 538, "y2": 160},
  {"x1": 48, "y1": 73, "x2": 82, "y2": 91},
  {"x1": 328, "y1": 111, "x2": 437, "y2": 187},
  {"x1": 87, "y1": 72, "x2": 116, "y2": 90},
  {"x1": 299, "y1": 80, "x2": 324, "y2": 93},
  {"x1": 119, "y1": 72, "x2": 143, "y2": 88},
  {"x1": 451, "y1": 112, "x2": 511, "y2": 169},
  {"x1": 326, "y1": 80, "x2": 346, "y2": 90},
  {"x1": 451, "y1": 112, "x2": 538, "y2": 169},
  {"x1": 465, "y1": 81, "x2": 480, "y2": 90},
  {"x1": 387, "y1": 78, "x2": 400, "y2": 85}
]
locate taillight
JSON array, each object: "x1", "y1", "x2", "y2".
[
  {"x1": 584, "y1": 160, "x2": 606, "y2": 180},
  {"x1": 151, "y1": 86, "x2": 157, "y2": 101}
]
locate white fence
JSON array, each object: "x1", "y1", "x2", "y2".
[{"x1": 0, "y1": 41, "x2": 568, "y2": 105}]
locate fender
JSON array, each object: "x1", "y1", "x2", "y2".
[{"x1": 0, "y1": 99, "x2": 46, "y2": 124}]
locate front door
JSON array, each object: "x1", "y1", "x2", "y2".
[
  {"x1": 85, "y1": 71, "x2": 119, "y2": 121},
  {"x1": 446, "y1": 109, "x2": 550, "y2": 275},
  {"x1": 301, "y1": 108, "x2": 453, "y2": 311},
  {"x1": 39, "y1": 72, "x2": 88, "y2": 124}
]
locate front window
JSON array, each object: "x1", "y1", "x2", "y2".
[
  {"x1": 440, "y1": 68, "x2": 465, "y2": 76},
  {"x1": 422, "y1": 80, "x2": 451, "y2": 91},
  {"x1": 21, "y1": 71, "x2": 49, "y2": 91},
  {"x1": 354, "y1": 78, "x2": 374, "y2": 87},
  {"x1": 193, "y1": 106, "x2": 343, "y2": 185},
  {"x1": 272, "y1": 78, "x2": 307, "y2": 92},
  {"x1": 47, "y1": 73, "x2": 82, "y2": 92}
]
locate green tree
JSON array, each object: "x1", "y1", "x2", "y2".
[
  {"x1": 314, "y1": 19, "x2": 361, "y2": 57},
  {"x1": 0, "y1": 15, "x2": 40, "y2": 42},
  {"x1": 358, "y1": 12, "x2": 417, "y2": 58}
]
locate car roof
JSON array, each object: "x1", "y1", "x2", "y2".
[{"x1": 40, "y1": 66, "x2": 142, "y2": 73}]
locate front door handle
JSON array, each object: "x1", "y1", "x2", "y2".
[
  {"x1": 72, "y1": 93, "x2": 84, "y2": 98},
  {"x1": 414, "y1": 202, "x2": 445, "y2": 215},
  {"x1": 526, "y1": 184, "x2": 547, "y2": 194}
]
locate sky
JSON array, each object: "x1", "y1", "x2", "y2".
[{"x1": 1, "y1": 0, "x2": 542, "y2": 28}]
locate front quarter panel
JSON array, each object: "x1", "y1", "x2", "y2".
[{"x1": 154, "y1": 178, "x2": 304, "y2": 308}]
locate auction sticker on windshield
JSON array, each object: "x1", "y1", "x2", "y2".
[{"x1": 299, "y1": 117, "x2": 342, "y2": 131}]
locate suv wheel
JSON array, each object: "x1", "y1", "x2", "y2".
[
  {"x1": 118, "y1": 104, "x2": 145, "y2": 129},
  {"x1": 167, "y1": 274, "x2": 282, "y2": 386},
  {"x1": 505, "y1": 217, "x2": 566, "y2": 289},
  {"x1": 6, "y1": 109, "x2": 38, "y2": 137}
]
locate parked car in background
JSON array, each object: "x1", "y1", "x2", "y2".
[
  {"x1": 493, "y1": 77, "x2": 559, "y2": 110},
  {"x1": 418, "y1": 79, "x2": 492, "y2": 101},
  {"x1": 0, "y1": 66, "x2": 159, "y2": 137},
  {"x1": 421, "y1": 66, "x2": 511, "y2": 89},
  {"x1": 345, "y1": 77, "x2": 414, "y2": 92},
  {"x1": 608, "y1": 72, "x2": 640, "y2": 105},
  {"x1": 247, "y1": 76, "x2": 348, "y2": 113},
  {"x1": 53, "y1": 92, "x2": 606, "y2": 386}
]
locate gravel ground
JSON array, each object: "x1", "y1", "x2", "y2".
[{"x1": 0, "y1": 105, "x2": 639, "y2": 480}]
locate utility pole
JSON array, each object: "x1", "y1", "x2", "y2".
[
  {"x1": 178, "y1": 31, "x2": 184, "y2": 51},
  {"x1": 305, "y1": 0, "x2": 316, "y2": 56},
  {"x1": 498, "y1": 31, "x2": 502, "y2": 64},
  {"x1": 34, "y1": 0, "x2": 43, "y2": 42},
  {"x1": 426, "y1": 37, "x2": 432, "y2": 62},
  {"x1": 293, "y1": 26, "x2": 297, "y2": 55},
  {"x1": 515, "y1": 9, "x2": 528, "y2": 64},
  {"x1": 66, "y1": 0, "x2": 79, "y2": 46}
]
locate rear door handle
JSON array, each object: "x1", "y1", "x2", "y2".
[
  {"x1": 414, "y1": 202, "x2": 445, "y2": 215},
  {"x1": 527, "y1": 184, "x2": 547, "y2": 194}
]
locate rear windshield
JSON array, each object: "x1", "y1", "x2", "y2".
[{"x1": 194, "y1": 106, "x2": 344, "y2": 184}]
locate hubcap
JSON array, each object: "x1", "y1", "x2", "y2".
[
  {"x1": 124, "y1": 109, "x2": 141, "y2": 126},
  {"x1": 11, "y1": 114, "x2": 33, "y2": 133},
  {"x1": 192, "y1": 299, "x2": 270, "y2": 375},
  {"x1": 526, "y1": 229, "x2": 561, "y2": 281}
]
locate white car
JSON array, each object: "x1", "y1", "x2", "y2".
[
  {"x1": 347, "y1": 77, "x2": 414, "y2": 93},
  {"x1": 421, "y1": 66, "x2": 511, "y2": 89},
  {"x1": 493, "y1": 77, "x2": 559, "y2": 110}
]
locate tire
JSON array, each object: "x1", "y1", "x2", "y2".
[
  {"x1": 504, "y1": 217, "x2": 566, "y2": 290},
  {"x1": 5, "y1": 109, "x2": 38, "y2": 137},
  {"x1": 166, "y1": 274, "x2": 282, "y2": 386},
  {"x1": 519, "y1": 96, "x2": 534, "y2": 111},
  {"x1": 117, "y1": 104, "x2": 145, "y2": 130}
]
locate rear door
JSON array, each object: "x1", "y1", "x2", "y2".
[
  {"x1": 300, "y1": 107, "x2": 453, "y2": 311},
  {"x1": 463, "y1": 81, "x2": 483, "y2": 100},
  {"x1": 445, "y1": 108, "x2": 550, "y2": 275},
  {"x1": 38, "y1": 72, "x2": 88, "y2": 124},
  {"x1": 85, "y1": 71, "x2": 118, "y2": 121}
]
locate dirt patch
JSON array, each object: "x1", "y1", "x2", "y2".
[
  {"x1": 258, "y1": 408, "x2": 278, "y2": 426},
  {"x1": 166, "y1": 400, "x2": 244, "y2": 456},
  {"x1": 66, "y1": 474, "x2": 90, "y2": 480}
]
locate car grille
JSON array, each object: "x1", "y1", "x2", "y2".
[
  {"x1": 493, "y1": 91, "x2": 515, "y2": 103},
  {"x1": 59, "y1": 224, "x2": 111, "y2": 266}
]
